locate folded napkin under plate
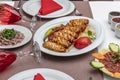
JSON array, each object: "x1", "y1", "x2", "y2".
[{"x1": 39, "y1": 0, "x2": 63, "y2": 15}]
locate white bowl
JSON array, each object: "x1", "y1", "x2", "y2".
[
  {"x1": 108, "y1": 11, "x2": 120, "y2": 24},
  {"x1": 111, "y1": 16, "x2": 120, "y2": 31}
]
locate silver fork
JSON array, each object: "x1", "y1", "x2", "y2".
[
  {"x1": 75, "y1": 8, "x2": 82, "y2": 16},
  {"x1": 16, "y1": 0, "x2": 23, "y2": 17},
  {"x1": 16, "y1": 0, "x2": 22, "y2": 11},
  {"x1": 16, "y1": 0, "x2": 28, "y2": 22}
]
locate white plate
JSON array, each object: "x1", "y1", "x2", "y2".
[
  {"x1": 22, "y1": 0, "x2": 75, "y2": 18},
  {"x1": 0, "y1": 25, "x2": 32, "y2": 49},
  {"x1": 33, "y1": 16, "x2": 104, "y2": 56},
  {"x1": 8, "y1": 68, "x2": 74, "y2": 80}
]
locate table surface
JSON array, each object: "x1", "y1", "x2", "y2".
[{"x1": 0, "y1": 1, "x2": 105, "y2": 80}]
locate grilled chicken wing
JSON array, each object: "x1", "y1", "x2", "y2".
[{"x1": 43, "y1": 19, "x2": 89, "y2": 52}]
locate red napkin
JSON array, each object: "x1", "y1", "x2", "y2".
[
  {"x1": 39, "y1": 0, "x2": 63, "y2": 15},
  {"x1": 34, "y1": 73, "x2": 45, "y2": 80}
]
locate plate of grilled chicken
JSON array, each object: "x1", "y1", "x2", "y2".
[{"x1": 33, "y1": 16, "x2": 104, "y2": 56}]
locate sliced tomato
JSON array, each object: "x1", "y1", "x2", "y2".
[{"x1": 74, "y1": 37, "x2": 92, "y2": 49}]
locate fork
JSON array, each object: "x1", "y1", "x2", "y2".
[
  {"x1": 16, "y1": 0, "x2": 22, "y2": 11},
  {"x1": 16, "y1": 0, "x2": 28, "y2": 22},
  {"x1": 75, "y1": 8, "x2": 82, "y2": 16}
]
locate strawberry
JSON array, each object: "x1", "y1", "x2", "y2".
[{"x1": 74, "y1": 37, "x2": 92, "y2": 49}]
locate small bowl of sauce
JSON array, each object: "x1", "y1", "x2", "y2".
[
  {"x1": 112, "y1": 18, "x2": 120, "y2": 23},
  {"x1": 108, "y1": 11, "x2": 120, "y2": 24},
  {"x1": 111, "y1": 17, "x2": 120, "y2": 31}
]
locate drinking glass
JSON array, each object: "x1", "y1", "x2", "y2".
[
  {"x1": 30, "y1": 14, "x2": 38, "y2": 31},
  {"x1": 17, "y1": 41, "x2": 41, "y2": 63}
]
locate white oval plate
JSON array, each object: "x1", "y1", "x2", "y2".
[
  {"x1": 33, "y1": 16, "x2": 104, "y2": 57},
  {"x1": 22, "y1": 0, "x2": 75, "y2": 18},
  {"x1": 8, "y1": 68, "x2": 74, "y2": 80},
  {"x1": 0, "y1": 25, "x2": 32, "y2": 49}
]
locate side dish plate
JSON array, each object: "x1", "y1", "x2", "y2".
[
  {"x1": 33, "y1": 16, "x2": 104, "y2": 56},
  {"x1": 0, "y1": 25, "x2": 32, "y2": 49},
  {"x1": 8, "y1": 68, "x2": 74, "y2": 80}
]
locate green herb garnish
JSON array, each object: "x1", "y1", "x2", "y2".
[
  {"x1": 2, "y1": 28, "x2": 17, "y2": 40},
  {"x1": 112, "y1": 53, "x2": 120, "y2": 63},
  {"x1": 88, "y1": 30, "x2": 96, "y2": 40}
]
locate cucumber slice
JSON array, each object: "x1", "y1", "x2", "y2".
[
  {"x1": 109, "y1": 43, "x2": 119, "y2": 53},
  {"x1": 90, "y1": 60, "x2": 104, "y2": 69}
]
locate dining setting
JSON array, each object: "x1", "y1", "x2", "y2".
[{"x1": 0, "y1": 0, "x2": 120, "y2": 80}]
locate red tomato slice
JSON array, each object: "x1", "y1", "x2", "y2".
[{"x1": 74, "y1": 37, "x2": 92, "y2": 49}]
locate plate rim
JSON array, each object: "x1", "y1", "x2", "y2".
[
  {"x1": 0, "y1": 25, "x2": 32, "y2": 49},
  {"x1": 33, "y1": 16, "x2": 104, "y2": 57},
  {"x1": 8, "y1": 68, "x2": 74, "y2": 80},
  {"x1": 22, "y1": 0, "x2": 75, "y2": 18}
]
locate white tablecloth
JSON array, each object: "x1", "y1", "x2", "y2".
[{"x1": 90, "y1": 1, "x2": 120, "y2": 80}]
